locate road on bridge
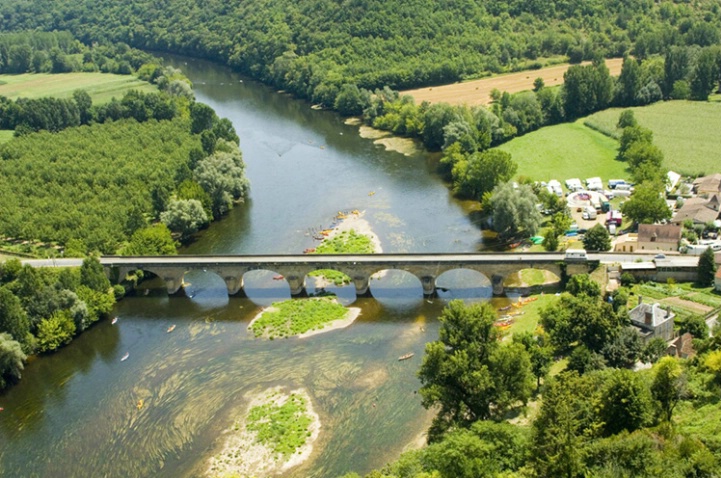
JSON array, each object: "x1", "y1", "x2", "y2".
[{"x1": 17, "y1": 252, "x2": 699, "y2": 269}]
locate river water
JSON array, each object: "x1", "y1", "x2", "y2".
[{"x1": 0, "y1": 57, "x2": 503, "y2": 477}]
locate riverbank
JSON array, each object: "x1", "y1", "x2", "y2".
[{"x1": 206, "y1": 387, "x2": 320, "y2": 477}]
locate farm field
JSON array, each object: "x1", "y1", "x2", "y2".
[
  {"x1": 495, "y1": 119, "x2": 627, "y2": 182},
  {"x1": 584, "y1": 100, "x2": 721, "y2": 176},
  {"x1": 401, "y1": 58, "x2": 624, "y2": 106},
  {"x1": 0, "y1": 72, "x2": 156, "y2": 104}
]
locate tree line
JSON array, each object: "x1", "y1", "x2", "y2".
[
  {"x1": 342, "y1": 278, "x2": 721, "y2": 478},
  {"x1": 0, "y1": 30, "x2": 158, "y2": 75},
  {"x1": 0, "y1": 258, "x2": 117, "y2": 390},
  {"x1": 0, "y1": 0, "x2": 719, "y2": 109}
]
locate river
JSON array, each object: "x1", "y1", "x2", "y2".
[{"x1": 0, "y1": 56, "x2": 504, "y2": 477}]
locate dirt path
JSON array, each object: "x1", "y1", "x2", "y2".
[{"x1": 401, "y1": 58, "x2": 624, "y2": 107}]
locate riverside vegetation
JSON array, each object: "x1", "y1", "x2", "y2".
[
  {"x1": 344, "y1": 280, "x2": 721, "y2": 478},
  {"x1": 249, "y1": 297, "x2": 349, "y2": 339},
  {"x1": 0, "y1": 257, "x2": 117, "y2": 389},
  {"x1": 0, "y1": 31, "x2": 249, "y2": 391}
]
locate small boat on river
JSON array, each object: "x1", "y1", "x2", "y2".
[
  {"x1": 498, "y1": 305, "x2": 512, "y2": 312},
  {"x1": 121, "y1": 352, "x2": 129, "y2": 362},
  {"x1": 111, "y1": 317, "x2": 118, "y2": 325},
  {"x1": 398, "y1": 353, "x2": 414, "y2": 361},
  {"x1": 167, "y1": 324, "x2": 176, "y2": 333},
  {"x1": 272, "y1": 275, "x2": 284, "y2": 280}
]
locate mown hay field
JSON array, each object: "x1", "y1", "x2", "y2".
[
  {"x1": 495, "y1": 119, "x2": 627, "y2": 182},
  {"x1": 0, "y1": 72, "x2": 156, "y2": 104},
  {"x1": 401, "y1": 58, "x2": 624, "y2": 106},
  {"x1": 584, "y1": 100, "x2": 721, "y2": 176}
]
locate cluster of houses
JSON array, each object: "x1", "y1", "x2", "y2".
[{"x1": 614, "y1": 172, "x2": 721, "y2": 254}]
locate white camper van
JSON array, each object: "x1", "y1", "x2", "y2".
[{"x1": 565, "y1": 249, "x2": 588, "y2": 261}]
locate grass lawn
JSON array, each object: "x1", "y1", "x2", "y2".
[
  {"x1": 584, "y1": 100, "x2": 721, "y2": 176},
  {"x1": 506, "y1": 293, "x2": 559, "y2": 336},
  {"x1": 0, "y1": 130, "x2": 13, "y2": 144},
  {"x1": 496, "y1": 119, "x2": 628, "y2": 183},
  {"x1": 0, "y1": 72, "x2": 156, "y2": 104}
]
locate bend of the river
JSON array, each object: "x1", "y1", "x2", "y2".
[{"x1": 0, "y1": 56, "x2": 513, "y2": 477}]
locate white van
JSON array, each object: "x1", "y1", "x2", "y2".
[{"x1": 565, "y1": 249, "x2": 588, "y2": 261}]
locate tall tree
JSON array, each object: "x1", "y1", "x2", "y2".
[
  {"x1": 0, "y1": 332, "x2": 26, "y2": 389},
  {"x1": 621, "y1": 181, "x2": 672, "y2": 225},
  {"x1": 418, "y1": 300, "x2": 532, "y2": 438},
  {"x1": 532, "y1": 372, "x2": 597, "y2": 478},
  {"x1": 698, "y1": 246, "x2": 717, "y2": 287},
  {"x1": 0, "y1": 286, "x2": 30, "y2": 344},
  {"x1": 490, "y1": 182, "x2": 542, "y2": 241},
  {"x1": 80, "y1": 257, "x2": 110, "y2": 292},
  {"x1": 651, "y1": 356, "x2": 686, "y2": 422},
  {"x1": 598, "y1": 369, "x2": 653, "y2": 436},
  {"x1": 452, "y1": 149, "x2": 517, "y2": 201},
  {"x1": 583, "y1": 224, "x2": 612, "y2": 252}
]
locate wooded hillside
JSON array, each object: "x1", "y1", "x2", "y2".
[{"x1": 1, "y1": 0, "x2": 720, "y2": 106}]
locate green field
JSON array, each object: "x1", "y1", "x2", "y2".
[
  {"x1": 0, "y1": 72, "x2": 157, "y2": 104},
  {"x1": 496, "y1": 120, "x2": 628, "y2": 183},
  {"x1": 584, "y1": 100, "x2": 721, "y2": 176}
]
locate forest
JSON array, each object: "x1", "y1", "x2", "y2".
[
  {"x1": 0, "y1": 30, "x2": 157, "y2": 75},
  {"x1": 0, "y1": 0, "x2": 720, "y2": 108}
]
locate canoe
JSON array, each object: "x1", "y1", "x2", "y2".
[
  {"x1": 111, "y1": 317, "x2": 118, "y2": 325},
  {"x1": 121, "y1": 352, "x2": 129, "y2": 362},
  {"x1": 398, "y1": 353, "x2": 414, "y2": 361},
  {"x1": 167, "y1": 325, "x2": 176, "y2": 333}
]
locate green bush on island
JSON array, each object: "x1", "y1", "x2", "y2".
[
  {"x1": 246, "y1": 392, "x2": 312, "y2": 459},
  {"x1": 315, "y1": 229, "x2": 374, "y2": 254},
  {"x1": 310, "y1": 229, "x2": 374, "y2": 285},
  {"x1": 250, "y1": 297, "x2": 348, "y2": 338}
]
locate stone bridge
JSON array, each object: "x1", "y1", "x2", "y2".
[{"x1": 101, "y1": 253, "x2": 594, "y2": 297}]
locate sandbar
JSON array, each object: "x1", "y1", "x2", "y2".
[
  {"x1": 205, "y1": 387, "x2": 320, "y2": 477},
  {"x1": 323, "y1": 210, "x2": 382, "y2": 253}
]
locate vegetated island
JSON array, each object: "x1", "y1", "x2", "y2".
[
  {"x1": 248, "y1": 296, "x2": 361, "y2": 340},
  {"x1": 309, "y1": 210, "x2": 381, "y2": 287},
  {"x1": 206, "y1": 387, "x2": 320, "y2": 477}
]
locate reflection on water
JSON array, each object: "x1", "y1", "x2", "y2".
[{"x1": 0, "y1": 54, "x2": 497, "y2": 477}]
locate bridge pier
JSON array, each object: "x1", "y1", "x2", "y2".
[
  {"x1": 352, "y1": 274, "x2": 371, "y2": 296},
  {"x1": 286, "y1": 274, "x2": 307, "y2": 296},
  {"x1": 420, "y1": 275, "x2": 436, "y2": 296},
  {"x1": 162, "y1": 270, "x2": 187, "y2": 295},
  {"x1": 223, "y1": 274, "x2": 244, "y2": 295},
  {"x1": 491, "y1": 274, "x2": 504, "y2": 296}
]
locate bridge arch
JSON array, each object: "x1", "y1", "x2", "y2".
[
  {"x1": 436, "y1": 268, "x2": 493, "y2": 300},
  {"x1": 367, "y1": 269, "x2": 423, "y2": 301}
]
